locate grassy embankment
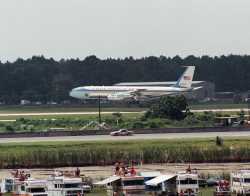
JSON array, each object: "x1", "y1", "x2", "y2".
[
  {"x1": 0, "y1": 103, "x2": 247, "y2": 132},
  {"x1": 0, "y1": 138, "x2": 250, "y2": 168}
]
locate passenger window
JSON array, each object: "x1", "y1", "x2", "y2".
[
  {"x1": 233, "y1": 178, "x2": 240, "y2": 182},
  {"x1": 21, "y1": 185, "x2": 25, "y2": 191}
]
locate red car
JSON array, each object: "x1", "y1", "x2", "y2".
[{"x1": 110, "y1": 129, "x2": 134, "y2": 136}]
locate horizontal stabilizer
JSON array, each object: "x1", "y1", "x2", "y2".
[{"x1": 192, "y1": 86, "x2": 203, "y2": 91}]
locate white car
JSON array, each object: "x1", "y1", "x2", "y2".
[
  {"x1": 110, "y1": 129, "x2": 134, "y2": 136},
  {"x1": 82, "y1": 183, "x2": 92, "y2": 193}
]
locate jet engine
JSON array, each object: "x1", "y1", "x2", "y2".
[{"x1": 107, "y1": 92, "x2": 134, "y2": 101}]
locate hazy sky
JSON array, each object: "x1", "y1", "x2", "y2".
[{"x1": 0, "y1": 0, "x2": 250, "y2": 61}]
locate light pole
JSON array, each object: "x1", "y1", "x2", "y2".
[
  {"x1": 247, "y1": 98, "x2": 250, "y2": 122},
  {"x1": 98, "y1": 95, "x2": 101, "y2": 125}
]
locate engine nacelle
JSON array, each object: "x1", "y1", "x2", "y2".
[{"x1": 107, "y1": 92, "x2": 133, "y2": 101}]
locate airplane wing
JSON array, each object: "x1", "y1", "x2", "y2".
[
  {"x1": 135, "y1": 92, "x2": 183, "y2": 102},
  {"x1": 130, "y1": 89, "x2": 147, "y2": 96}
]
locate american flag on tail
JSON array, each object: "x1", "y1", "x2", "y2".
[{"x1": 184, "y1": 76, "x2": 191, "y2": 80}]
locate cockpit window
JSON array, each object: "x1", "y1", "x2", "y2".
[
  {"x1": 244, "y1": 178, "x2": 250, "y2": 183},
  {"x1": 75, "y1": 88, "x2": 86, "y2": 91}
]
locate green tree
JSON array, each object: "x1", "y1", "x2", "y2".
[
  {"x1": 145, "y1": 95, "x2": 188, "y2": 120},
  {"x1": 112, "y1": 112, "x2": 123, "y2": 126},
  {"x1": 2, "y1": 55, "x2": 250, "y2": 104}
]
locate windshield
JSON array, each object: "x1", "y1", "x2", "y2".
[
  {"x1": 28, "y1": 188, "x2": 46, "y2": 193},
  {"x1": 122, "y1": 179, "x2": 144, "y2": 186},
  {"x1": 178, "y1": 178, "x2": 198, "y2": 184},
  {"x1": 6, "y1": 179, "x2": 13, "y2": 184},
  {"x1": 63, "y1": 183, "x2": 81, "y2": 188}
]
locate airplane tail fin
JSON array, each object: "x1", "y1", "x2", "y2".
[{"x1": 174, "y1": 66, "x2": 195, "y2": 88}]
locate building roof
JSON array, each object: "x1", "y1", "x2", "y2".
[
  {"x1": 24, "y1": 179, "x2": 47, "y2": 187},
  {"x1": 48, "y1": 176, "x2": 82, "y2": 183},
  {"x1": 145, "y1": 174, "x2": 177, "y2": 186},
  {"x1": 94, "y1": 176, "x2": 121, "y2": 185},
  {"x1": 139, "y1": 171, "x2": 161, "y2": 178}
]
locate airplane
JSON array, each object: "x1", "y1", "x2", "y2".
[{"x1": 69, "y1": 66, "x2": 202, "y2": 101}]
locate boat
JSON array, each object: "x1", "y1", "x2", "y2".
[
  {"x1": 1, "y1": 169, "x2": 32, "y2": 193},
  {"x1": 95, "y1": 163, "x2": 145, "y2": 196},
  {"x1": 214, "y1": 180, "x2": 231, "y2": 196},
  {"x1": 176, "y1": 166, "x2": 199, "y2": 196},
  {"x1": 47, "y1": 170, "x2": 85, "y2": 196},
  {"x1": 231, "y1": 170, "x2": 250, "y2": 195},
  {"x1": 145, "y1": 165, "x2": 199, "y2": 196},
  {"x1": 12, "y1": 178, "x2": 48, "y2": 196}
]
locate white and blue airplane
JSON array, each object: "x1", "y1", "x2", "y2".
[{"x1": 69, "y1": 66, "x2": 201, "y2": 101}]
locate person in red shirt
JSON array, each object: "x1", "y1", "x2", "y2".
[{"x1": 130, "y1": 166, "x2": 136, "y2": 176}]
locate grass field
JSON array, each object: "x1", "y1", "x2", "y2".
[
  {"x1": 191, "y1": 103, "x2": 248, "y2": 110},
  {"x1": 86, "y1": 188, "x2": 106, "y2": 196},
  {"x1": 0, "y1": 138, "x2": 250, "y2": 168},
  {"x1": 0, "y1": 105, "x2": 144, "y2": 121},
  {"x1": 0, "y1": 112, "x2": 142, "y2": 120},
  {"x1": 85, "y1": 187, "x2": 214, "y2": 196},
  {"x1": 0, "y1": 105, "x2": 145, "y2": 113}
]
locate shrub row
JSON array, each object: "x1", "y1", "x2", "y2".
[{"x1": 0, "y1": 138, "x2": 249, "y2": 168}]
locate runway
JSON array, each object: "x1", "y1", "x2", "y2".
[
  {"x1": 0, "y1": 111, "x2": 141, "y2": 117},
  {"x1": 191, "y1": 108, "x2": 249, "y2": 112},
  {"x1": 1, "y1": 131, "x2": 250, "y2": 143}
]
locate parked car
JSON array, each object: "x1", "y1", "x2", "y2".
[
  {"x1": 198, "y1": 178, "x2": 207, "y2": 187},
  {"x1": 207, "y1": 177, "x2": 220, "y2": 187},
  {"x1": 110, "y1": 129, "x2": 134, "y2": 136},
  {"x1": 82, "y1": 182, "x2": 92, "y2": 193}
]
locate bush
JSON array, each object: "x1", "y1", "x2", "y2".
[
  {"x1": 198, "y1": 111, "x2": 215, "y2": 122},
  {"x1": 238, "y1": 110, "x2": 245, "y2": 121},
  {"x1": 148, "y1": 121, "x2": 159, "y2": 128},
  {"x1": 216, "y1": 136, "x2": 223, "y2": 146},
  {"x1": 132, "y1": 121, "x2": 145, "y2": 129},
  {"x1": 5, "y1": 125, "x2": 15, "y2": 132},
  {"x1": 184, "y1": 115, "x2": 200, "y2": 125}
]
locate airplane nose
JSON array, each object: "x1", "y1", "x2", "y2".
[{"x1": 69, "y1": 90, "x2": 75, "y2": 98}]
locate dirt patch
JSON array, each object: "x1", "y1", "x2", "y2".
[{"x1": 0, "y1": 162, "x2": 250, "y2": 181}]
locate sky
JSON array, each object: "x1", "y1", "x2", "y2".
[{"x1": 0, "y1": 0, "x2": 250, "y2": 62}]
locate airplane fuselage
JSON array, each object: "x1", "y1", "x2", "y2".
[{"x1": 70, "y1": 85, "x2": 192, "y2": 100}]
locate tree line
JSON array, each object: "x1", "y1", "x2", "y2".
[{"x1": 0, "y1": 54, "x2": 250, "y2": 104}]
